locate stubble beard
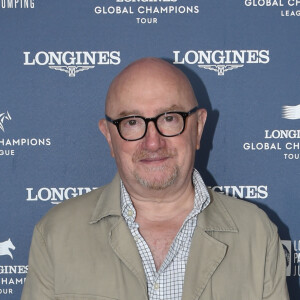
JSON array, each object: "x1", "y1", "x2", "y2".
[{"x1": 132, "y1": 148, "x2": 179, "y2": 190}]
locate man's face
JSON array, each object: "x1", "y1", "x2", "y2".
[{"x1": 99, "y1": 60, "x2": 206, "y2": 195}]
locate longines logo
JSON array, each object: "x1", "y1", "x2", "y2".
[
  {"x1": 243, "y1": 130, "x2": 300, "y2": 160},
  {"x1": 282, "y1": 104, "x2": 300, "y2": 120},
  {"x1": 209, "y1": 185, "x2": 268, "y2": 199},
  {"x1": 24, "y1": 51, "x2": 121, "y2": 77},
  {"x1": 26, "y1": 186, "x2": 97, "y2": 204},
  {"x1": 173, "y1": 50, "x2": 270, "y2": 76},
  {"x1": 0, "y1": 111, "x2": 11, "y2": 132},
  {"x1": 243, "y1": 107, "x2": 300, "y2": 160},
  {"x1": 0, "y1": 238, "x2": 28, "y2": 295}
]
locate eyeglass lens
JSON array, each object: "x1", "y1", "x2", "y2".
[{"x1": 119, "y1": 113, "x2": 184, "y2": 140}]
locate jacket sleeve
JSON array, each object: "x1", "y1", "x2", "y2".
[
  {"x1": 21, "y1": 225, "x2": 54, "y2": 300},
  {"x1": 262, "y1": 223, "x2": 290, "y2": 300}
]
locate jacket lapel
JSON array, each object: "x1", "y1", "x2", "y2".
[
  {"x1": 109, "y1": 218, "x2": 148, "y2": 294},
  {"x1": 182, "y1": 190, "x2": 238, "y2": 300},
  {"x1": 182, "y1": 227, "x2": 227, "y2": 300},
  {"x1": 90, "y1": 174, "x2": 147, "y2": 296}
]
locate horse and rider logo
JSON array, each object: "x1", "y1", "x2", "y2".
[
  {"x1": 0, "y1": 238, "x2": 16, "y2": 260},
  {"x1": 0, "y1": 111, "x2": 12, "y2": 132}
]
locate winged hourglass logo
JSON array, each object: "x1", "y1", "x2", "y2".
[
  {"x1": 49, "y1": 66, "x2": 95, "y2": 77},
  {"x1": 198, "y1": 64, "x2": 243, "y2": 76}
]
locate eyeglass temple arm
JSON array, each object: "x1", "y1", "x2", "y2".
[{"x1": 105, "y1": 115, "x2": 115, "y2": 123}]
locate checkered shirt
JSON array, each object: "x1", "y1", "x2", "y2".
[{"x1": 120, "y1": 169, "x2": 210, "y2": 300}]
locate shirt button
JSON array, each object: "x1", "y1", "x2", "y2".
[
  {"x1": 154, "y1": 283, "x2": 159, "y2": 290},
  {"x1": 127, "y1": 210, "x2": 133, "y2": 216}
]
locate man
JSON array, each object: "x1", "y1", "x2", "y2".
[{"x1": 22, "y1": 58, "x2": 289, "y2": 300}]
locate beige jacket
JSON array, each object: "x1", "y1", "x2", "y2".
[{"x1": 22, "y1": 174, "x2": 289, "y2": 300}]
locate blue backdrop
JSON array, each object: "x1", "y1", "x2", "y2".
[{"x1": 0, "y1": 0, "x2": 299, "y2": 298}]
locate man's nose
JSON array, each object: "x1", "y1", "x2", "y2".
[{"x1": 142, "y1": 121, "x2": 165, "y2": 151}]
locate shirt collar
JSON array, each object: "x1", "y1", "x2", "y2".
[{"x1": 120, "y1": 180, "x2": 136, "y2": 225}]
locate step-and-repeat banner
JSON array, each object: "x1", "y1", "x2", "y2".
[{"x1": 0, "y1": 0, "x2": 299, "y2": 299}]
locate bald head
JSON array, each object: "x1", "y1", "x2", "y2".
[
  {"x1": 99, "y1": 57, "x2": 207, "y2": 196},
  {"x1": 105, "y1": 58, "x2": 198, "y2": 116}
]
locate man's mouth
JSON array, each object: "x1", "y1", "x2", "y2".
[{"x1": 139, "y1": 156, "x2": 169, "y2": 163}]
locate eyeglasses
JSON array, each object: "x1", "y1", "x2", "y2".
[{"x1": 105, "y1": 106, "x2": 198, "y2": 141}]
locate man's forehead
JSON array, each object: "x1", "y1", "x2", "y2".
[
  {"x1": 105, "y1": 58, "x2": 197, "y2": 115},
  {"x1": 116, "y1": 104, "x2": 187, "y2": 118}
]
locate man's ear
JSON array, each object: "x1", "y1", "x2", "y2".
[
  {"x1": 98, "y1": 119, "x2": 115, "y2": 158},
  {"x1": 196, "y1": 109, "x2": 207, "y2": 150}
]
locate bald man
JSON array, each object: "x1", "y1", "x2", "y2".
[{"x1": 22, "y1": 58, "x2": 289, "y2": 300}]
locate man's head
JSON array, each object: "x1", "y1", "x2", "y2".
[{"x1": 99, "y1": 58, "x2": 206, "y2": 197}]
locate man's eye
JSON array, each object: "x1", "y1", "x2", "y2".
[
  {"x1": 165, "y1": 116, "x2": 174, "y2": 122},
  {"x1": 127, "y1": 119, "x2": 137, "y2": 126}
]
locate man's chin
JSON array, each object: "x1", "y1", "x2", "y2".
[{"x1": 133, "y1": 167, "x2": 179, "y2": 190}]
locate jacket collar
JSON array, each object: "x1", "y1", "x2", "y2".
[
  {"x1": 90, "y1": 173, "x2": 238, "y2": 233},
  {"x1": 196, "y1": 189, "x2": 238, "y2": 232},
  {"x1": 89, "y1": 173, "x2": 122, "y2": 224}
]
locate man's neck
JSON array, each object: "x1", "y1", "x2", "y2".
[
  {"x1": 129, "y1": 180, "x2": 195, "y2": 222},
  {"x1": 129, "y1": 180, "x2": 195, "y2": 271}
]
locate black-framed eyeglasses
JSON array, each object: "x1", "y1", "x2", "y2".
[{"x1": 105, "y1": 106, "x2": 198, "y2": 141}]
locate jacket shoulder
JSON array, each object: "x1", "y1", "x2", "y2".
[
  {"x1": 36, "y1": 185, "x2": 107, "y2": 234},
  {"x1": 207, "y1": 189, "x2": 277, "y2": 237}
]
